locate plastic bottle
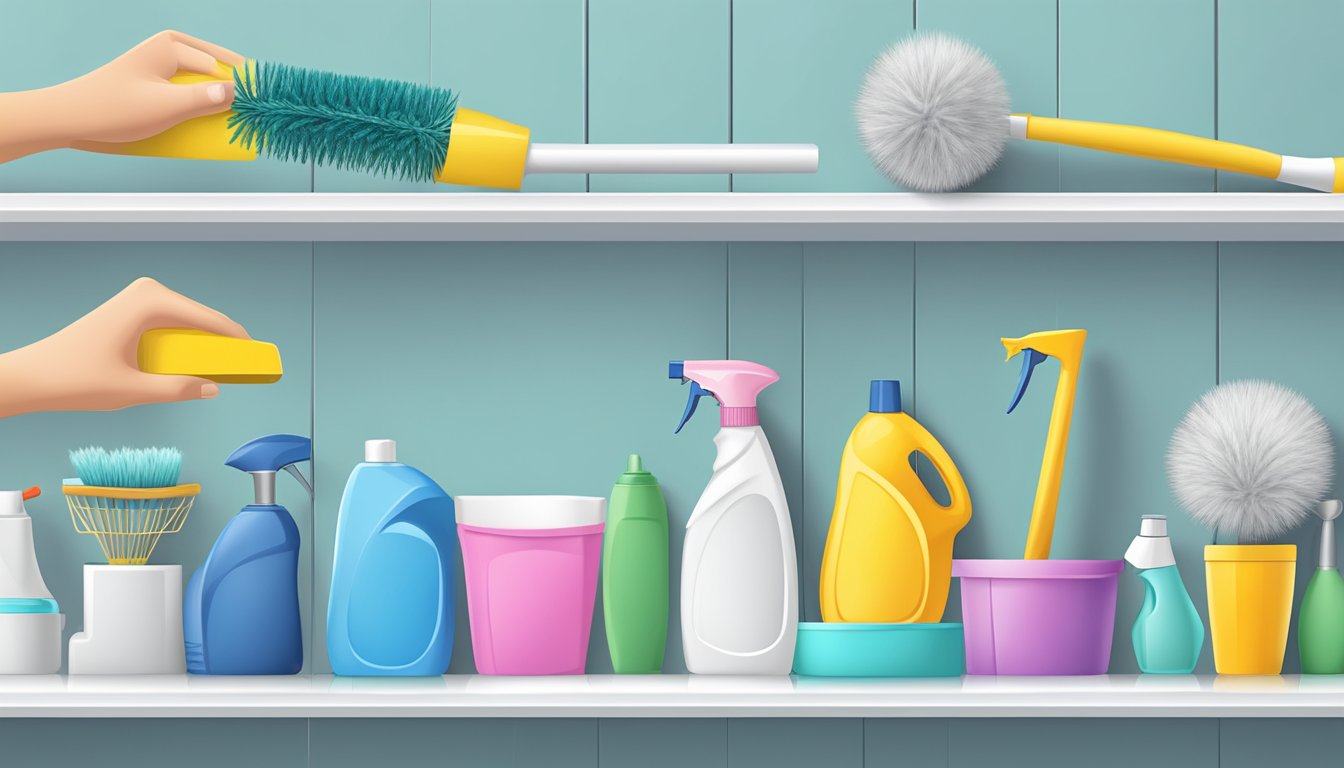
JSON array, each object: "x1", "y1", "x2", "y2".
[
  {"x1": 819, "y1": 380, "x2": 971, "y2": 623},
  {"x1": 0, "y1": 487, "x2": 62, "y2": 674},
  {"x1": 1123, "y1": 515, "x2": 1204, "y2": 674},
  {"x1": 1300, "y1": 500, "x2": 1344, "y2": 674},
  {"x1": 602, "y1": 454, "x2": 669, "y2": 674},
  {"x1": 185, "y1": 434, "x2": 311, "y2": 675},
  {"x1": 327, "y1": 439, "x2": 456, "y2": 676},
  {"x1": 670, "y1": 359, "x2": 797, "y2": 675}
]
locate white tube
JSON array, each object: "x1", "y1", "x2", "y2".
[{"x1": 525, "y1": 144, "x2": 818, "y2": 174}]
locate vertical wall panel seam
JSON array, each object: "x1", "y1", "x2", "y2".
[
  {"x1": 728, "y1": 0, "x2": 734, "y2": 193},
  {"x1": 1055, "y1": 0, "x2": 1061, "y2": 191},
  {"x1": 1215, "y1": 244, "x2": 1220, "y2": 385},
  {"x1": 584, "y1": 0, "x2": 591, "y2": 193},
  {"x1": 725, "y1": 246, "x2": 732, "y2": 358},
  {"x1": 1213, "y1": 0, "x2": 1220, "y2": 192},
  {"x1": 798, "y1": 244, "x2": 806, "y2": 621},
  {"x1": 911, "y1": 245, "x2": 918, "y2": 421},
  {"x1": 309, "y1": 240, "x2": 316, "y2": 673}
]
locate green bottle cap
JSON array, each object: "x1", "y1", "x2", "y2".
[{"x1": 618, "y1": 453, "x2": 658, "y2": 485}]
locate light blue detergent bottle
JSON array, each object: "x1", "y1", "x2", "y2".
[
  {"x1": 327, "y1": 439, "x2": 456, "y2": 676},
  {"x1": 185, "y1": 434, "x2": 312, "y2": 675},
  {"x1": 1124, "y1": 515, "x2": 1204, "y2": 674}
]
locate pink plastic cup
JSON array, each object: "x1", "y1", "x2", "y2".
[
  {"x1": 456, "y1": 496, "x2": 606, "y2": 676},
  {"x1": 953, "y1": 559, "x2": 1123, "y2": 675}
]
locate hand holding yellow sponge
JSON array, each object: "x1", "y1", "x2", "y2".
[{"x1": 137, "y1": 329, "x2": 282, "y2": 384}]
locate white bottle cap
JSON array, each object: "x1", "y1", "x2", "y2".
[
  {"x1": 365, "y1": 439, "x2": 396, "y2": 463},
  {"x1": 0, "y1": 491, "x2": 25, "y2": 518},
  {"x1": 1126, "y1": 515, "x2": 1175, "y2": 569},
  {"x1": 1139, "y1": 515, "x2": 1168, "y2": 537}
]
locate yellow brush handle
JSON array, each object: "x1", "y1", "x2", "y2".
[
  {"x1": 1019, "y1": 114, "x2": 1344, "y2": 192},
  {"x1": 78, "y1": 64, "x2": 532, "y2": 189},
  {"x1": 87, "y1": 65, "x2": 257, "y2": 162}
]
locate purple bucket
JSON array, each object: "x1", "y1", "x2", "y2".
[{"x1": 953, "y1": 559, "x2": 1123, "y2": 675}]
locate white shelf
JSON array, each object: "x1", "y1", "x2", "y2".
[
  {"x1": 1, "y1": 193, "x2": 1342, "y2": 242},
  {"x1": 0, "y1": 675, "x2": 1338, "y2": 718}
]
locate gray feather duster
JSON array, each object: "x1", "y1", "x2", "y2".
[{"x1": 1167, "y1": 380, "x2": 1333, "y2": 542}]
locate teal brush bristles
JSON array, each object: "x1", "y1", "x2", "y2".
[
  {"x1": 228, "y1": 61, "x2": 459, "y2": 183},
  {"x1": 70, "y1": 447, "x2": 183, "y2": 489}
]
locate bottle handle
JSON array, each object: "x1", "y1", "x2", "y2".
[{"x1": 907, "y1": 420, "x2": 971, "y2": 524}]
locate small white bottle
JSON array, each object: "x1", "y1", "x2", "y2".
[
  {"x1": 670, "y1": 360, "x2": 798, "y2": 674},
  {"x1": 0, "y1": 488, "x2": 63, "y2": 674}
]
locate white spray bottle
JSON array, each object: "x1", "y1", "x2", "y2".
[{"x1": 670, "y1": 359, "x2": 797, "y2": 674}]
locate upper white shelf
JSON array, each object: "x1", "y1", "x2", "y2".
[
  {"x1": 0, "y1": 674, "x2": 1338, "y2": 718},
  {"x1": 1, "y1": 193, "x2": 1342, "y2": 242}
]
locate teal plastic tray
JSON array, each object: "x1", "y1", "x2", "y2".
[{"x1": 793, "y1": 622, "x2": 965, "y2": 677}]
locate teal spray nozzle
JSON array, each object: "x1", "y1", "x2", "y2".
[{"x1": 225, "y1": 434, "x2": 314, "y2": 504}]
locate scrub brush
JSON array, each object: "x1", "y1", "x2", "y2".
[
  {"x1": 857, "y1": 32, "x2": 1344, "y2": 192},
  {"x1": 1166, "y1": 380, "x2": 1333, "y2": 542},
  {"x1": 65, "y1": 447, "x2": 199, "y2": 565},
  {"x1": 90, "y1": 61, "x2": 817, "y2": 190}
]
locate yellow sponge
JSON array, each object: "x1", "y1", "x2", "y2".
[{"x1": 138, "y1": 329, "x2": 283, "y2": 384}]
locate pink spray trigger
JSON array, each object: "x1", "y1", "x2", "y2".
[{"x1": 669, "y1": 359, "x2": 779, "y2": 430}]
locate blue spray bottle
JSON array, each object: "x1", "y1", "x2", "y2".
[
  {"x1": 184, "y1": 434, "x2": 311, "y2": 675},
  {"x1": 327, "y1": 439, "x2": 456, "y2": 676},
  {"x1": 1124, "y1": 515, "x2": 1204, "y2": 674}
]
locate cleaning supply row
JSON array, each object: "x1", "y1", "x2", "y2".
[{"x1": 6, "y1": 336, "x2": 1342, "y2": 678}]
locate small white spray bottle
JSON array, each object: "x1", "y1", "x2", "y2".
[
  {"x1": 0, "y1": 487, "x2": 63, "y2": 674},
  {"x1": 670, "y1": 360, "x2": 797, "y2": 675}
]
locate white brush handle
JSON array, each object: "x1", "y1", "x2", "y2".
[{"x1": 525, "y1": 144, "x2": 818, "y2": 174}]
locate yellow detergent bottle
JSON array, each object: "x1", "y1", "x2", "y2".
[{"x1": 820, "y1": 380, "x2": 971, "y2": 624}]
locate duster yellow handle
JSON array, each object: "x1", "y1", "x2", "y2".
[{"x1": 1017, "y1": 114, "x2": 1344, "y2": 192}]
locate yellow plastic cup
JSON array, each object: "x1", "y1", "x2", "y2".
[{"x1": 1204, "y1": 544, "x2": 1296, "y2": 675}]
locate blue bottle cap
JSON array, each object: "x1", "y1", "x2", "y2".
[{"x1": 869, "y1": 380, "x2": 902, "y2": 413}]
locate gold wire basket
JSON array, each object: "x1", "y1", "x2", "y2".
[{"x1": 64, "y1": 483, "x2": 200, "y2": 565}]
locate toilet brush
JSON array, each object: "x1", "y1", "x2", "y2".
[
  {"x1": 1166, "y1": 380, "x2": 1333, "y2": 674},
  {"x1": 85, "y1": 60, "x2": 818, "y2": 190},
  {"x1": 857, "y1": 32, "x2": 1344, "y2": 192}
]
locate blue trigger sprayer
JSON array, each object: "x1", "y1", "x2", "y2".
[{"x1": 184, "y1": 434, "x2": 312, "y2": 675}]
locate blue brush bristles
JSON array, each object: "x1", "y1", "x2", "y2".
[
  {"x1": 70, "y1": 447, "x2": 183, "y2": 489},
  {"x1": 228, "y1": 60, "x2": 459, "y2": 183}
]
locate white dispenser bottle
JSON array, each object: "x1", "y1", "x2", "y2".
[
  {"x1": 0, "y1": 488, "x2": 63, "y2": 674},
  {"x1": 670, "y1": 360, "x2": 798, "y2": 674}
]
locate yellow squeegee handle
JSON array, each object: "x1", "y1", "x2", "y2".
[{"x1": 1018, "y1": 113, "x2": 1344, "y2": 192}]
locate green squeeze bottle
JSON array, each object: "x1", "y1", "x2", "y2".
[
  {"x1": 1300, "y1": 500, "x2": 1344, "y2": 674},
  {"x1": 602, "y1": 454, "x2": 669, "y2": 673}
]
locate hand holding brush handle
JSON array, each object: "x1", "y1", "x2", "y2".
[
  {"x1": 0, "y1": 278, "x2": 250, "y2": 418},
  {"x1": 0, "y1": 30, "x2": 242, "y2": 164}
]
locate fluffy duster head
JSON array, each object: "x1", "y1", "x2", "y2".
[
  {"x1": 1167, "y1": 380, "x2": 1334, "y2": 541},
  {"x1": 856, "y1": 33, "x2": 1010, "y2": 192}
]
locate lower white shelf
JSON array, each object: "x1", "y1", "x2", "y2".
[{"x1": 0, "y1": 674, "x2": 1337, "y2": 718}]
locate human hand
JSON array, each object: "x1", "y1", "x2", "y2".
[
  {"x1": 0, "y1": 277, "x2": 250, "y2": 418},
  {"x1": 0, "y1": 31, "x2": 243, "y2": 162}
]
